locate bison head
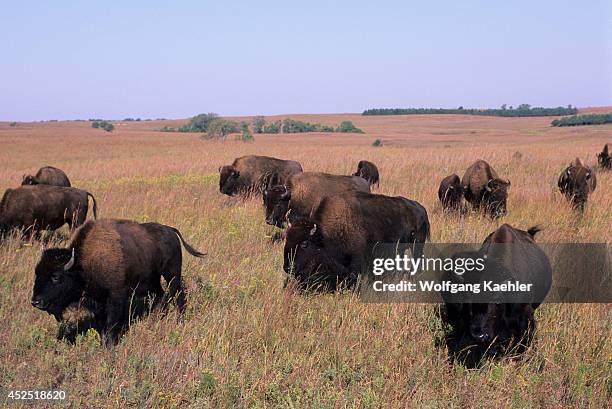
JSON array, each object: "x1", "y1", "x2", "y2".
[
  {"x1": 283, "y1": 218, "x2": 324, "y2": 275},
  {"x1": 31, "y1": 248, "x2": 84, "y2": 321},
  {"x1": 558, "y1": 164, "x2": 596, "y2": 210},
  {"x1": 262, "y1": 185, "x2": 291, "y2": 227},
  {"x1": 219, "y1": 166, "x2": 240, "y2": 196},
  {"x1": 483, "y1": 178, "x2": 510, "y2": 218},
  {"x1": 21, "y1": 174, "x2": 38, "y2": 185}
]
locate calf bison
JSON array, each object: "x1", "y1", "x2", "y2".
[
  {"x1": 597, "y1": 143, "x2": 610, "y2": 170},
  {"x1": 462, "y1": 160, "x2": 510, "y2": 218},
  {"x1": 558, "y1": 158, "x2": 597, "y2": 211},
  {"x1": 438, "y1": 174, "x2": 464, "y2": 212},
  {"x1": 353, "y1": 160, "x2": 380, "y2": 187},
  {"x1": 263, "y1": 172, "x2": 370, "y2": 227},
  {"x1": 283, "y1": 191, "x2": 430, "y2": 291},
  {"x1": 31, "y1": 219, "x2": 205, "y2": 346},
  {"x1": 219, "y1": 155, "x2": 303, "y2": 196},
  {"x1": 22, "y1": 166, "x2": 71, "y2": 187},
  {"x1": 442, "y1": 224, "x2": 552, "y2": 368},
  {"x1": 0, "y1": 185, "x2": 97, "y2": 239}
]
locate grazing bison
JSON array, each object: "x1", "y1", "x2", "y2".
[
  {"x1": 461, "y1": 160, "x2": 510, "y2": 218},
  {"x1": 597, "y1": 144, "x2": 610, "y2": 170},
  {"x1": 283, "y1": 191, "x2": 430, "y2": 291},
  {"x1": 438, "y1": 174, "x2": 464, "y2": 212},
  {"x1": 263, "y1": 172, "x2": 370, "y2": 227},
  {"x1": 0, "y1": 185, "x2": 97, "y2": 239},
  {"x1": 558, "y1": 158, "x2": 597, "y2": 211},
  {"x1": 219, "y1": 155, "x2": 303, "y2": 196},
  {"x1": 22, "y1": 166, "x2": 71, "y2": 187},
  {"x1": 353, "y1": 160, "x2": 380, "y2": 187},
  {"x1": 31, "y1": 219, "x2": 205, "y2": 346},
  {"x1": 442, "y1": 224, "x2": 552, "y2": 368}
]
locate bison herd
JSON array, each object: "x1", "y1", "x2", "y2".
[{"x1": 0, "y1": 142, "x2": 607, "y2": 366}]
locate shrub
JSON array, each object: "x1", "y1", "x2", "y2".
[
  {"x1": 9, "y1": 122, "x2": 17, "y2": 127},
  {"x1": 206, "y1": 119, "x2": 239, "y2": 139},
  {"x1": 92, "y1": 120, "x2": 114, "y2": 132},
  {"x1": 336, "y1": 121, "x2": 364, "y2": 133},
  {"x1": 263, "y1": 121, "x2": 281, "y2": 134},
  {"x1": 181, "y1": 113, "x2": 219, "y2": 132},
  {"x1": 237, "y1": 128, "x2": 255, "y2": 143},
  {"x1": 372, "y1": 139, "x2": 383, "y2": 147},
  {"x1": 252, "y1": 116, "x2": 266, "y2": 133}
]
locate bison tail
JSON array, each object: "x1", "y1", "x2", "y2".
[
  {"x1": 87, "y1": 192, "x2": 98, "y2": 219},
  {"x1": 527, "y1": 225, "x2": 542, "y2": 238},
  {"x1": 171, "y1": 227, "x2": 206, "y2": 258}
]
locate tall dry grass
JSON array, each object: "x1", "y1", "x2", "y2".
[{"x1": 0, "y1": 116, "x2": 610, "y2": 408}]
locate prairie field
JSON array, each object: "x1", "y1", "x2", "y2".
[{"x1": 0, "y1": 113, "x2": 610, "y2": 408}]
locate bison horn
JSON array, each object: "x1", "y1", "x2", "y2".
[
  {"x1": 310, "y1": 224, "x2": 317, "y2": 236},
  {"x1": 286, "y1": 209, "x2": 292, "y2": 227},
  {"x1": 64, "y1": 248, "x2": 75, "y2": 271},
  {"x1": 280, "y1": 186, "x2": 290, "y2": 200}
]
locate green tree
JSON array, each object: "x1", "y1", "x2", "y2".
[{"x1": 252, "y1": 116, "x2": 266, "y2": 133}]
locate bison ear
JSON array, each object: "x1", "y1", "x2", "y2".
[
  {"x1": 64, "y1": 248, "x2": 75, "y2": 271},
  {"x1": 310, "y1": 224, "x2": 317, "y2": 236}
]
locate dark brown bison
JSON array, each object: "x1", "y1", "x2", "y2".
[
  {"x1": 558, "y1": 158, "x2": 597, "y2": 211},
  {"x1": 263, "y1": 172, "x2": 370, "y2": 227},
  {"x1": 353, "y1": 160, "x2": 380, "y2": 187},
  {"x1": 219, "y1": 155, "x2": 303, "y2": 196},
  {"x1": 597, "y1": 144, "x2": 610, "y2": 170},
  {"x1": 0, "y1": 185, "x2": 97, "y2": 239},
  {"x1": 31, "y1": 218, "x2": 205, "y2": 346},
  {"x1": 22, "y1": 166, "x2": 71, "y2": 187},
  {"x1": 438, "y1": 174, "x2": 464, "y2": 211},
  {"x1": 442, "y1": 224, "x2": 552, "y2": 368},
  {"x1": 283, "y1": 191, "x2": 430, "y2": 291},
  {"x1": 462, "y1": 160, "x2": 510, "y2": 218}
]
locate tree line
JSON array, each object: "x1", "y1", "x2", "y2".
[
  {"x1": 158, "y1": 114, "x2": 364, "y2": 139},
  {"x1": 362, "y1": 104, "x2": 578, "y2": 117},
  {"x1": 551, "y1": 113, "x2": 612, "y2": 127}
]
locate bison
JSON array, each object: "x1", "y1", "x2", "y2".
[
  {"x1": 263, "y1": 172, "x2": 370, "y2": 227},
  {"x1": 462, "y1": 160, "x2": 510, "y2": 218},
  {"x1": 22, "y1": 166, "x2": 71, "y2": 187},
  {"x1": 558, "y1": 158, "x2": 597, "y2": 212},
  {"x1": 31, "y1": 218, "x2": 205, "y2": 346},
  {"x1": 597, "y1": 143, "x2": 610, "y2": 170},
  {"x1": 353, "y1": 160, "x2": 380, "y2": 187},
  {"x1": 283, "y1": 191, "x2": 430, "y2": 291},
  {"x1": 219, "y1": 155, "x2": 303, "y2": 196},
  {"x1": 438, "y1": 174, "x2": 464, "y2": 212},
  {"x1": 0, "y1": 185, "x2": 97, "y2": 239},
  {"x1": 441, "y1": 224, "x2": 552, "y2": 367}
]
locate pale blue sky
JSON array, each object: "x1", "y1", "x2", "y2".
[{"x1": 1, "y1": 1, "x2": 610, "y2": 121}]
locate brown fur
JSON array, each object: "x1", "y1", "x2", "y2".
[
  {"x1": 263, "y1": 172, "x2": 370, "y2": 227},
  {"x1": 219, "y1": 155, "x2": 303, "y2": 196},
  {"x1": 0, "y1": 185, "x2": 97, "y2": 237},
  {"x1": 353, "y1": 160, "x2": 380, "y2": 187},
  {"x1": 438, "y1": 173, "x2": 463, "y2": 211},
  {"x1": 32, "y1": 218, "x2": 205, "y2": 345},
  {"x1": 461, "y1": 159, "x2": 510, "y2": 218},
  {"x1": 597, "y1": 143, "x2": 610, "y2": 170},
  {"x1": 22, "y1": 166, "x2": 71, "y2": 187},
  {"x1": 283, "y1": 191, "x2": 430, "y2": 288},
  {"x1": 558, "y1": 157, "x2": 597, "y2": 211}
]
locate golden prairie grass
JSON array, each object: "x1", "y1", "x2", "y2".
[{"x1": 0, "y1": 114, "x2": 610, "y2": 408}]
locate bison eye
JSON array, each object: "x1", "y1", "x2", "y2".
[
  {"x1": 300, "y1": 241, "x2": 309, "y2": 249},
  {"x1": 51, "y1": 273, "x2": 62, "y2": 283}
]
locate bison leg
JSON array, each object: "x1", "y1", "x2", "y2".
[
  {"x1": 162, "y1": 257, "x2": 186, "y2": 315},
  {"x1": 102, "y1": 291, "x2": 128, "y2": 347}
]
